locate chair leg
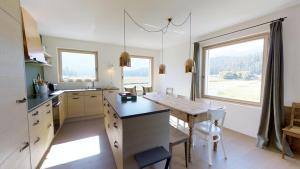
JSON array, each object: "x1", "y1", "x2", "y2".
[
  {"x1": 169, "y1": 146, "x2": 173, "y2": 169},
  {"x1": 220, "y1": 134, "x2": 227, "y2": 160},
  {"x1": 208, "y1": 136, "x2": 213, "y2": 166},
  {"x1": 192, "y1": 134, "x2": 196, "y2": 148},
  {"x1": 282, "y1": 133, "x2": 286, "y2": 159},
  {"x1": 185, "y1": 141, "x2": 188, "y2": 168},
  {"x1": 165, "y1": 157, "x2": 171, "y2": 169}
]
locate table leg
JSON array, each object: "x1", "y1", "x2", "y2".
[
  {"x1": 184, "y1": 141, "x2": 188, "y2": 168},
  {"x1": 188, "y1": 116, "x2": 194, "y2": 162}
]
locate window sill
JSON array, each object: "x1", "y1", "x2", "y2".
[{"x1": 201, "y1": 95, "x2": 262, "y2": 107}]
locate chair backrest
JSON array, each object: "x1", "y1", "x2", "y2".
[
  {"x1": 290, "y1": 103, "x2": 300, "y2": 127},
  {"x1": 142, "y1": 86, "x2": 152, "y2": 95},
  {"x1": 166, "y1": 88, "x2": 174, "y2": 96},
  {"x1": 124, "y1": 86, "x2": 137, "y2": 95},
  {"x1": 207, "y1": 108, "x2": 226, "y2": 128}
]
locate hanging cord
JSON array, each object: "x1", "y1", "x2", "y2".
[
  {"x1": 125, "y1": 10, "x2": 171, "y2": 33},
  {"x1": 161, "y1": 30, "x2": 164, "y2": 64},
  {"x1": 123, "y1": 9, "x2": 126, "y2": 51},
  {"x1": 170, "y1": 13, "x2": 191, "y2": 27},
  {"x1": 189, "y1": 12, "x2": 192, "y2": 58}
]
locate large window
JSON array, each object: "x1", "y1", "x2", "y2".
[
  {"x1": 58, "y1": 49, "x2": 98, "y2": 82},
  {"x1": 123, "y1": 56, "x2": 153, "y2": 91},
  {"x1": 202, "y1": 34, "x2": 268, "y2": 104}
]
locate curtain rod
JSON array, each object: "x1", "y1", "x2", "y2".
[{"x1": 194, "y1": 17, "x2": 287, "y2": 43}]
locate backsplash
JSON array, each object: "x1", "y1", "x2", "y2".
[{"x1": 25, "y1": 63, "x2": 44, "y2": 97}]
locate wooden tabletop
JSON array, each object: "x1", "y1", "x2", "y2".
[{"x1": 144, "y1": 93, "x2": 222, "y2": 116}]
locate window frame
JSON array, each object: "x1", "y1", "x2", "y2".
[
  {"x1": 58, "y1": 48, "x2": 99, "y2": 82},
  {"x1": 121, "y1": 55, "x2": 154, "y2": 92},
  {"x1": 201, "y1": 33, "x2": 269, "y2": 106}
]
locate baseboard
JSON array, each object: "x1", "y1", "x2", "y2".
[{"x1": 65, "y1": 114, "x2": 104, "y2": 123}]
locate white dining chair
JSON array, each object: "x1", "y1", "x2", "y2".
[{"x1": 193, "y1": 108, "x2": 227, "y2": 166}]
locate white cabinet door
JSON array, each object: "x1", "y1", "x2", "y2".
[
  {"x1": 84, "y1": 94, "x2": 103, "y2": 116},
  {"x1": 0, "y1": 7, "x2": 30, "y2": 169},
  {"x1": 68, "y1": 96, "x2": 85, "y2": 118}
]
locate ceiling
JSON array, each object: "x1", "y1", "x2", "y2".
[{"x1": 21, "y1": 0, "x2": 300, "y2": 49}]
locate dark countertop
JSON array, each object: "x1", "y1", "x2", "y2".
[
  {"x1": 104, "y1": 92, "x2": 170, "y2": 119},
  {"x1": 27, "y1": 87, "x2": 119, "y2": 112},
  {"x1": 27, "y1": 90, "x2": 64, "y2": 112}
]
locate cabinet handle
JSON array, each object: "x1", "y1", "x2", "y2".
[
  {"x1": 113, "y1": 113, "x2": 118, "y2": 119},
  {"x1": 16, "y1": 98, "x2": 27, "y2": 104},
  {"x1": 104, "y1": 103, "x2": 106, "y2": 106},
  {"x1": 113, "y1": 122, "x2": 118, "y2": 128},
  {"x1": 47, "y1": 110, "x2": 51, "y2": 114},
  {"x1": 33, "y1": 120, "x2": 40, "y2": 126},
  {"x1": 72, "y1": 97, "x2": 79, "y2": 100},
  {"x1": 107, "y1": 110, "x2": 110, "y2": 114},
  {"x1": 19, "y1": 142, "x2": 29, "y2": 152},
  {"x1": 114, "y1": 141, "x2": 118, "y2": 148},
  {"x1": 107, "y1": 104, "x2": 110, "y2": 107},
  {"x1": 48, "y1": 123, "x2": 52, "y2": 128},
  {"x1": 34, "y1": 137, "x2": 40, "y2": 144},
  {"x1": 46, "y1": 103, "x2": 51, "y2": 107},
  {"x1": 91, "y1": 95, "x2": 97, "y2": 98},
  {"x1": 32, "y1": 111, "x2": 39, "y2": 116}
]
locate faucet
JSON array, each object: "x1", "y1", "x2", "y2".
[{"x1": 92, "y1": 81, "x2": 95, "y2": 89}]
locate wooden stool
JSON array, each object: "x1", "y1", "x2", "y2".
[
  {"x1": 135, "y1": 146, "x2": 171, "y2": 169},
  {"x1": 169, "y1": 126, "x2": 188, "y2": 168}
]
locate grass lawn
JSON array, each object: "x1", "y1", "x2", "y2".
[{"x1": 207, "y1": 77, "x2": 261, "y2": 103}]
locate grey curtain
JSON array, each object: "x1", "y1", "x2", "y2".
[
  {"x1": 190, "y1": 42, "x2": 200, "y2": 101},
  {"x1": 256, "y1": 20, "x2": 293, "y2": 157}
]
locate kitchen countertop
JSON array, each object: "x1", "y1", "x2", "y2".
[
  {"x1": 27, "y1": 87, "x2": 119, "y2": 112},
  {"x1": 104, "y1": 92, "x2": 170, "y2": 119}
]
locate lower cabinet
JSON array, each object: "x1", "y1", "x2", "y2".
[
  {"x1": 28, "y1": 100, "x2": 54, "y2": 169},
  {"x1": 67, "y1": 91, "x2": 103, "y2": 118}
]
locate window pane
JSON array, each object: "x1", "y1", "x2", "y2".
[
  {"x1": 61, "y1": 51, "x2": 96, "y2": 81},
  {"x1": 123, "y1": 57, "x2": 152, "y2": 91},
  {"x1": 204, "y1": 38, "x2": 265, "y2": 103}
]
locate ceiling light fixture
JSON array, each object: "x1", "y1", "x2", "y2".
[
  {"x1": 120, "y1": 9, "x2": 131, "y2": 67},
  {"x1": 159, "y1": 31, "x2": 166, "y2": 74},
  {"x1": 184, "y1": 13, "x2": 194, "y2": 73},
  {"x1": 121, "y1": 10, "x2": 192, "y2": 73}
]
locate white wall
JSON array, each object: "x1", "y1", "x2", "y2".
[
  {"x1": 158, "y1": 5, "x2": 300, "y2": 138},
  {"x1": 42, "y1": 36, "x2": 160, "y2": 90}
]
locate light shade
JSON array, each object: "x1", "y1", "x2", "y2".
[
  {"x1": 159, "y1": 64, "x2": 166, "y2": 74},
  {"x1": 185, "y1": 58, "x2": 194, "y2": 73},
  {"x1": 119, "y1": 51, "x2": 131, "y2": 67}
]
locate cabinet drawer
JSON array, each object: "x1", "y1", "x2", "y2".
[{"x1": 84, "y1": 91, "x2": 102, "y2": 96}]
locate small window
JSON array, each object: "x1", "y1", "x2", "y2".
[
  {"x1": 58, "y1": 49, "x2": 98, "y2": 82},
  {"x1": 202, "y1": 34, "x2": 269, "y2": 105},
  {"x1": 123, "y1": 56, "x2": 153, "y2": 91}
]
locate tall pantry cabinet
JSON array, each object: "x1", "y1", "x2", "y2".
[{"x1": 0, "y1": 0, "x2": 31, "y2": 169}]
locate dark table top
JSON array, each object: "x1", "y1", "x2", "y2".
[{"x1": 104, "y1": 92, "x2": 170, "y2": 119}]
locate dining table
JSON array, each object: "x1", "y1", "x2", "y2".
[{"x1": 143, "y1": 93, "x2": 223, "y2": 162}]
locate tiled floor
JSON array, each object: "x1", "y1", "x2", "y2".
[{"x1": 41, "y1": 118, "x2": 300, "y2": 169}]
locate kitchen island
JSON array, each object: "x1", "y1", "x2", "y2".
[{"x1": 103, "y1": 91, "x2": 170, "y2": 169}]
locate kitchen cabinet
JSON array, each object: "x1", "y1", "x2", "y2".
[
  {"x1": 28, "y1": 100, "x2": 54, "y2": 169},
  {"x1": 67, "y1": 94, "x2": 85, "y2": 118},
  {"x1": 84, "y1": 93, "x2": 103, "y2": 116},
  {"x1": 103, "y1": 93, "x2": 170, "y2": 169},
  {"x1": 0, "y1": 3, "x2": 31, "y2": 169},
  {"x1": 67, "y1": 91, "x2": 103, "y2": 118},
  {"x1": 59, "y1": 94, "x2": 66, "y2": 125}
]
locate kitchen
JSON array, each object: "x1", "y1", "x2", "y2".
[{"x1": 1, "y1": 0, "x2": 300, "y2": 169}]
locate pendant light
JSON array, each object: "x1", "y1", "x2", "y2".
[
  {"x1": 185, "y1": 13, "x2": 194, "y2": 73},
  {"x1": 120, "y1": 9, "x2": 131, "y2": 67},
  {"x1": 159, "y1": 31, "x2": 166, "y2": 74}
]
